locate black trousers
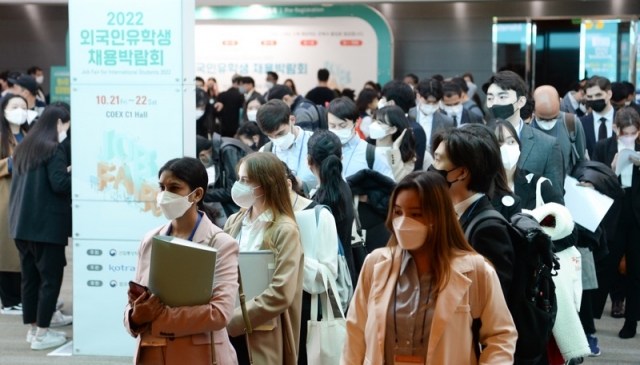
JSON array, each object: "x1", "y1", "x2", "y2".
[
  {"x1": 15, "y1": 240, "x2": 66, "y2": 327},
  {"x1": 592, "y1": 192, "x2": 640, "y2": 322},
  {"x1": 0, "y1": 271, "x2": 22, "y2": 307},
  {"x1": 610, "y1": 270, "x2": 627, "y2": 302}
]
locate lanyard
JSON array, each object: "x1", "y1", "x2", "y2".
[
  {"x1": 167, "y1": 212, "x2": 202, "y2": 241},
  {"x1": 394, "y1": 280, "x2": 432, "y2": 346},
  {"x1": 343, "y1": 139, "x2": 360, "y2": 176},
  {"x1": 517, "y1": 120, "x2": 523, "y2": 139}
]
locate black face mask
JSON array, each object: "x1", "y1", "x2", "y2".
[
  {"x1": 428, "y1": 165, "x2": 460, "y2": 188},
  {"x1": 490, "y1": 102, "x2": 516, "y2": 120},
  {"x1": 587, "y1": 99, "x2": 607, "y2": 113}
]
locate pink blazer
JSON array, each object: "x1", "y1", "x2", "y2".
[
  {"x1": 341, "y1": 247, "x2": 517, "y2": 365},
  {"x1": 124, "y1": 213, "x2": 239, "y2": 365}
]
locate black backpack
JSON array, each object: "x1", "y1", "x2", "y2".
[
  {"x1": 211, "y1": 133, "x2": 253, "y2": 186},
  {"x1": 297, "y1": 100, "x2": 328, "y2": 131},
  {"x1": 465, "y1": 210, "x2": 559, "y2": 364}
]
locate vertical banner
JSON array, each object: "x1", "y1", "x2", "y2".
[
  {"x1": 68, "y1": 0, "x2": 194, "y2": 357},
  {"x1": 194, "y1": 5, "x2": 393, "y2": 94},
  {"x1": 581, "y1": 20, "x2": 619, "y2": 81},
  {"x1": 49, "y1": 66, "x2": 70, "y2": 104}
]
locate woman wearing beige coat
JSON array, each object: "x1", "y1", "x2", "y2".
[
  {"x1": 224, "y1": 152, "x2": 304, "y2": 365},
  {"x1": 124, "y1": 157, "x2": 239, "y2": 364},
  {"x1": 341, "y1": 171, "x2": 517, "y2": 365},
  {"x1": 0, "y1": 94, "x2": 30, "y2": 314}
]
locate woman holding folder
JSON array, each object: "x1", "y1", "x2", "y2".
[
  {"x1": 124, "y1": 157, "x2": 240, "y2": 365},
  {"x1": 224, "y1": 152, "x2": 304, "y2": 365},
  {"x1": 592, "y1": 106, "x2": 640, "y2": 339}
]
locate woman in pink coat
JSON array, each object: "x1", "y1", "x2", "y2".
[
  {"x1": 341, "y1": 171, "x2": 517, "y2": 365},
  {"x1": 124, "y1": 157, "x2": 239, "y2": 365}
]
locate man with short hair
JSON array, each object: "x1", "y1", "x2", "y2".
[
  {"x1": 305, "y1": 68, "x2": 336, "y2": 106},
  {"x1": 26, "y1": 66, "x2": 46, "y2": 102},
  {"x1": 402, "y1": 73, "x2": 419, "y2": 91},
  {"x1": 561, "y1": 80, "x2": 588, "y2": 118},
  {"x1": 239, "y1": 76, "x2": 260, "y2": 101},
  {"x1": 0, "y1": 71, "x2": 11, "y2": 97},
  {"x1": 483, "y1": 70, "x2": 564, "y2": 194},
  {"x1": 431, "y1": 127, "x2": 514, "y2": 294},
  {"x1": 442, "y1": 81, "x2": 483, "y2": 126},
  {"x1": 11, "y1": 75, "x2": 46, "y2": 118},
  {"x1": 256, "y1": 99, "x2": 316, "y2": 186},
  {"x1": 195, "y1": 76, "x2": 205, "y2": 89},
  {"x1": 532, "y1": 85, "x2": 587, "y2": 180},
  {"x1": 267, "y1": 84, "x2": 321, "y2": 131},
  {"x1": 451, "y1": 77, "x2": 484, "y2": 119},
  {"x1": 580, "y1": 75, "x2": 617, "y2": 158},
  {"x1": 379, "y1": 80, "x2": 427, "y2": 170},
  {"x1": 266, "y1": 71, "x2": 278, "y2": 90},
  {"x1": 213, "y1": 74, "x2": 245, "y2": 137},
  {"x1": 408, "y1": 78, "x2": 454, "y2": 162}
]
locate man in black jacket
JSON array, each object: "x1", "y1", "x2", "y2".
[
  {"x1": 213, "y1": 75, "x2": 245, "y2": 137},
  {"x1": 431, "y1": 127, "x2": 515, "y2": 295}
]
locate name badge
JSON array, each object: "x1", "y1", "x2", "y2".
[{"x1": 394, "y1": 355, "x2": 425, "y2": 365}]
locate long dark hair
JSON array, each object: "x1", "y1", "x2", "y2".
[
  {"x1": 485, "y1": 119, "x2": 521, "y2": 195},
  {"x1": 12, "y1": 103, "x2": 69, "y2": 174},
  {"x1": 158, "y1": 157, "x2": 219, "y2": 222},
  {"x1": 307, "y1": 130, "x2": 347, "y2": 221},
  {"x1": 373, "y1": 105, "x2": 417, "y2": 163},
  {"x1": 0, "y1": 94, "x2": 30, "y2": 159}
]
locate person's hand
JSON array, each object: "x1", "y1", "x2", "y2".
[
  {"x1": 358, "y1": 195, "x2": 369, "y2": 203},
  {"x1": 577, "y1": 181, "x2": 595, "y2": 189},
  {"x1": 214, "y1": 102, "x2": 224, "y2": 112},
  {"x1": 629, "y1": 155, "x2": 640, "y2": 167},
  {"x1": 392, "y1": 128, "x2": 407, "y2": 150},
  {"x1": 611, "y1": 153, "x2": 619, "y2": 171},
  {"x1": 127, "y1": 287, "x2": 146, "y2": 307},
  {"x1": 130, "y1": 292, "x2": 164, "y2": 327}
]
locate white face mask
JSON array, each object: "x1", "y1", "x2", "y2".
[
  {"x1": 625, "y1": 101, "x2": 632, "y2": 106},
  {"x1": 419, "y1": 103, "x2": 439, "y2": 116},
  {"x1": 500, "y1": 144, "x2": 521, "y2": 171},
  {"x1": 377, "y1": 98, "x2": 388, "y2": 110},
  {"x1": 392, "y1": 216, "x2": 428, "y2": 250},
  {"x1": 269, "y1": 125, "x2": 296, "y2": 150},
  {"x1": 195, "y1": 109, "x2": 205, "y2": 120},
  {"x1": 466, "y1": 81, "x2": 477, "y2": 99},
  {"x1": 157, "y1": 190, "x2": 195, "y2": 221},
  {"x1": 369, "y1": 122, "x2": 391, "y2": 140},
  {"x1": 536, "y1": 119, "x2": 557, "y2": 131},
  {"x1": 231, "y1": 181, "x2": 261, "y2": 209},
  {"x1": 247, "y1": 110, "x2": 258, "y2": 122},
  {"x1": 35, "y1": 76, "x2": 44, "y2": 85},
  {"x1": 265, "y1": 81, "x2": 274, "y2": 90},
  {"x1": 4, "y1": 108, "x2": 27, "y2": 125},
  {"x1": 619, "y1": 133, "x2": 638, "y2": 147},
  {"x1": 330, "y1": 127, "x2": 354, "y2": 145},
  {"x1": 444, "y1": 104, "x2": 463, "y2": 117},
  {"x1": 58, "y1": 130, "x2": 68, "y2": 143},
  {"x1": 26, "y1": 110, "x2": 38, "y2": 125}
]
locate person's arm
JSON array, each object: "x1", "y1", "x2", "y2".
[
  {"x1": 150, "y1": 235, "x2": 240, "y2": 337},
  {"x1": 471, "y1": 223, "x2": 515, "y2": 296},
  {"x1": 543, "y1": 141, "x2": 565, "y2": 195},
  {"x1": 303, "y1": 209, "x2": 339, "y2": 294},
  {"x1": 575, "y1": 119, "x2": 587, "y2": 164},
  {"x1": 46, "y1": 145, "x2": 71, "y2": 194},
  {"x1": 124, "y1": 237, "x2": 152, "y2": 337},
  {"x1": 226, "y1": 222, "x2": 304, "y2": 337},
  {"x1": 477, "y1": 260, "x2": 518, "y2": 365},
  {"x1": 340, "y1": 252, "x2": 377, "y2": 365}
]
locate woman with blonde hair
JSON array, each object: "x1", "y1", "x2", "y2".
[
  {"x1": 224, "y1": 152, "x2": 304, "y2": 365},
  {"x1": 341, "y1": 171, "x2": 517, "y2": 365}
]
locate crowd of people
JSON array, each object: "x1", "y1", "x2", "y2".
[{"x1": 1, "y1": 62, "x2": 639, "y2": 365}]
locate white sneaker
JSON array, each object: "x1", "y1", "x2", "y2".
[
  {"x1": 30, "y1": 330, "x2": 67, "y2": 350},
  {"x1": 26, "y1": 328, "x2": 66, "y2": 343},
  {"x1": 56, "y1": 298, "x2": 64, "y2": 311},
  {"x1": 49, "y1": 310, "x2": 72, "y2": 328},
  {"x1": 1, "y1": 304, "x2": 22, "y2": 315}
]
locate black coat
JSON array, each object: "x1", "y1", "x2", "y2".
[
  {"x1": 407, "y1": 117, "x2": 427, "y2": 171},
  {"x1": 489, "y1": 191, "x2": 522, "y2": 221},
  {"x1": 459, "y1": 195, "x2": 515, "y2": 295},
  {"x1": 9, "y1": 144, "x2": 71, "y2": 245},
  {"x1": 580, "y1": 110, "x2": 616, "y2": 158},
  {"x1": 215, "y1": 87, "x2": 245, "y2": 138}
]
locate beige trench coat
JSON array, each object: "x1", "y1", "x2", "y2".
[{"x1": 0, "y1": 134, "x2": 21, "y2": 272}]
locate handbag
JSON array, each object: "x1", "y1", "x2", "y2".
[{"x1": 306, "y1": 268, "x2": 347, "y2": 365}]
